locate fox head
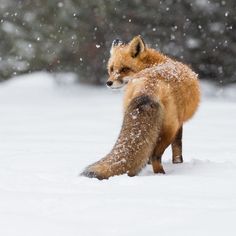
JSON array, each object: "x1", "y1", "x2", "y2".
[{"x1": 107, "y1": 35, "x2": 149, "y2": 89}]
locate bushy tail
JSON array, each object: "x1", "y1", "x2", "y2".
[{"x1": 81, "y1": 95, "x2": 163, "y2": 180}]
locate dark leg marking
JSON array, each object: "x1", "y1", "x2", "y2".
[{"x1": 172, "y1": 126, "x2": 183, "y2": 164}]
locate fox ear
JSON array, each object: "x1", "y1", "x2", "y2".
[
  {"x1": 129, "y1": 35, "x2": 146, "y2": 58},
  {"x1": 110, "y1": 39, "x2": 123, "y2": 55}
]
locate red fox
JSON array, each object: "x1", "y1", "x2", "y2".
[{"x1": 81, "y1": 36, "x2": 200, "y2": 180}]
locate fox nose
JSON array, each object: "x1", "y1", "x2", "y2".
[{"x1": 106, "y1": 81, "x2": 113, "y2": 87}]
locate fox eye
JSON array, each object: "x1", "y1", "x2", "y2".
[
  {"x1": 110, "y1": 66, "x2": 114, "y2": 73},
  {"x1": 120, "y1": 67, "x2": 131, "y2": 73}
]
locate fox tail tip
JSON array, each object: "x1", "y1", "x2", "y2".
[{"x1": 80, "y1": 168, "x2": 107, "y2": 180}]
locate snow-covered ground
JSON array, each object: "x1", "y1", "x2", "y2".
[{"x1": 0, "y1": 73, "x2": 235, "y2": 236}]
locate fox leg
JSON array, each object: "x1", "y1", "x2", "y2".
[
  {"x1": 151, "y1": 155, "x2": 165, "y2": 174},
  {"x1": 151, "y1": 141, "x2": 169, "y2": 174},
  {"x1": 171, "y1": 126, "x2": 183, "y2": 164}
]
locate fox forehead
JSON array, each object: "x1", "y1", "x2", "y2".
[{"x1": 108, "y1": 47, "x2": 132, "y2": 69}]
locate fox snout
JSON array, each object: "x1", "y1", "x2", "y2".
[
  {"x1": 106, "y1": 75, "x2": 125, "y2": 88},
  {"x1": 106, "y1": 75, "x2": 132, "y2": 89},
  {"x1": 106, "y1": 78, "x2": 128, "y2": 89}
]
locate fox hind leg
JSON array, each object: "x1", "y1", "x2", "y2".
[
  {"x1": 151, "y1": 155, "x2": 165, "y2": 174},
  {"x1": 152, "y1": 125, "x2": 180, "y2": 173},
  {"x1": 171, "y1": 126, "x2": 183, "y2": 164},
  {"x1": 151, "y1": 141, "x2": 169, "y2": 174}
]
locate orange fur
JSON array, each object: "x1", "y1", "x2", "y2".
[{"x1": 81, "y1": 36, "x2": 200, "y2": 179}]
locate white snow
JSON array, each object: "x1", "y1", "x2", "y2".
[{"x1": 0, "y1": 72, "x2": 235, "y2": 236}]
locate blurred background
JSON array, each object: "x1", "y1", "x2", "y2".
[
  {"x1": 0, "y1": 0, "x2": 235, "y2": 85},
  {"x1": 0, "y1": 2, "x2": 236, "y2": 234}
]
